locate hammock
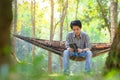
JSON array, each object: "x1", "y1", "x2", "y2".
[{"x1": 14, "y1": 35, "x2": 111, "y2": 61}]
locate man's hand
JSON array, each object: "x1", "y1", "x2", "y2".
[
  {"x1": 78, "y1": 48, "x2": 90, "y2": 53},
  {"x1": 78, "y1": 48, "x2": 83, "y2": 53},
  {"x1": 83, "y1": 48, "x2": 90, "y2": 51},
  {"x1": 67, "y1": 47, "x2": 74, "y2": 52}
]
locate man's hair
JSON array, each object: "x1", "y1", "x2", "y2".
[{"x1": 70, "y1": 20, "x2": 82, "y2": 29}]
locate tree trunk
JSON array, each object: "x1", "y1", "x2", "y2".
[
  {"x1": 0, "y1": 0, "x2": 12, "y2": 65},
  {"x1": 31, "y1": 0, "x2": 36, "y2": 61},
  {"x1": 59, "y1": 0, "x2": 68, "y2": 70},
  {"x1": 13, "y1": 0, "x2": 20, "y2": 62},
  {"x1": 110, "y1": 0, "x2": 118, "y2": 42},
  {"x1": 13, "y1": 0, "x2": 17, "y2": 54},
  {"x1": 105, "y1": 22, "x2": 120, "y2": 72},
  {"x1": 75, "y1": 0, "x2": 79, "y2": 19},
  {"x1": 48, "y1": 0, "x2": 54, "y2": 73}
]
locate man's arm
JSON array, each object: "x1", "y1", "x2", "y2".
[
  {"x1": 65, "y1": 33, "x2": 74, "y2": 52},
  {"x1": 83, "y1": 34, "x2": 90, "y2": 51},
  {"x1": 65, "y1": 34, "x2": 70, "y2": 48},
  {"x1": 78, "y1": 34, "x2": 90, "y2": 53}
]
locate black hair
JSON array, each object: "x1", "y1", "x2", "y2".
[{"x1": 70, "y1": 20, "x2": 82, "y2": 29}]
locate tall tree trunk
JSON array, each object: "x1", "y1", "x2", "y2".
[
  {"x1": 13, "y1": 0, "x2": 17, "y2": 54},
  {"x1": 105, "y1": 22, "x2": 120, "y2": 72},
  {"x1": 59, "y1": 0, "x2": 68, "y2": 70},
  {"x1": 48, "y1": 0, "x2": 54, "y2": 73},
  {"x1": 13, "y1": 0, "x2": 20, "y2": 62},
  {"x1": 110, "y1": 0, "x2": 118, "y2": 42},
  {"x1": 66, "y1": 11, "x2": 68, "y2": 33},
  {"x1": 0, "y1": 0, "x2": 12, "y2": 65},
  {"x1": 31, "y1": 0, "x2": 36, "y2": 61},
  {"x1": 75, "y1": 0, "x2": 79, "y2": 19}
]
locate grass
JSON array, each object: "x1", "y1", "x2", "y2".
[{"x1": 0, "y1": 54, "x2": 120, "y2": 80}]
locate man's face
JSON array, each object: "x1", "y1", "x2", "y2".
[{"x1": 72, "y1": 26, "x2": 81, "y2": 36}]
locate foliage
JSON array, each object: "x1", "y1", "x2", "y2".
[{"x1": 10, "y1": 0, "x2": 120, "y2": 79}]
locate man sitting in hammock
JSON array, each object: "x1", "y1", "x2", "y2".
[{"x1": 63, "y1": 20, "x2": 92, "y2": 74}]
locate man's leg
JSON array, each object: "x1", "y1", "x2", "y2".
[
  {"x1": 63, "y1": 50, "x2": 70, "y2": 74},
  {"x1": 78, "y1": 50, "x2": 92, "y2": 72},
  {"x1": 85, "y1": 50, "x2": 92, "y2": 72}
]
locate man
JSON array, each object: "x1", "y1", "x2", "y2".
[{"x1": 63, "y1": 20, "x2": 92, "y2": 74}]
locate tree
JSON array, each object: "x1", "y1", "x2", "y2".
[
  {"x1": 0, "y1": 0, "x2": 12, "y2": 67},
  {"x1": 105, "y1": 22, "x2": 120, "y2": 72},
  {"x1": 59, "y1": 0, "x2": 68, "y2": 70},
  {"x1": 13, "y1": 0, "x2": 20, "y2": 63},
  {"x1": 75, "y1": 0, "x2": 79, "y2": 19},
  {"x1": 13, "y1": 0, "x2": 17, "y2": 54},
  {"x1": 97, "y1": 0, "x2": 111, "y2": 36},
  {"x1": 31, "y1": 0, "x2": 36, "y2": 61},
  {"x1": 48, "y1": 0, "x2": 54, "y2": 73},
  {"x1": 97, "y1": 0, "x2": 118, "y2": 42},
  {"x1": 110, "y1": 0, "x2": 118, "y2": 42}
]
